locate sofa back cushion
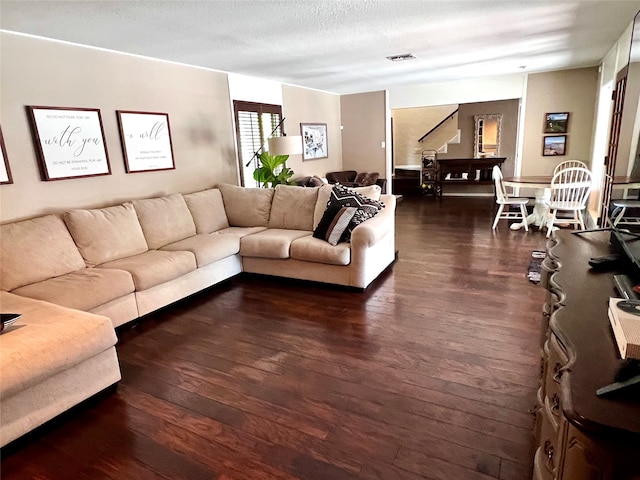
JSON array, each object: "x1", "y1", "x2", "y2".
[
  {"x1": 183, "y1": 188, "x2": 229, "y2": 234},
  {"x1": 1, "y1": 215, "x2": 86, "y2": 291},
  {"x1": 219, "y1": 183, "x2": 273, "y2": 227},
  {"x1": 132, "y1": 194, "x2": 196, "y2": 249},
  {"x1": 269, "y1": 184, "x2": 318, "y2": 231},
  {"x1": 64, "y1": 203, "x2": 149, "y2": 267}
]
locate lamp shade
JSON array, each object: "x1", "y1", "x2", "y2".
[{"x1": 268, "y1": 135, "x2": 303, "y2": 156}]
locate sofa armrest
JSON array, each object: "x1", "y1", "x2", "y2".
[{"x1": 350, "y1": 194, "x2": 396, "y2": 249}]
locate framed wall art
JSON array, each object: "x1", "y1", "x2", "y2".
[
  {"x1": 543, "y1": 135, "x2": 567, "y2": 156},
  {"x1": 0, "y1": 125, "x2": 13, "y2": 184},
  {"x1": 26, "y1": 106, "x2": 111, "y2": 181},
  {"x1": 544, "y1": 112, "x2": 569, "y2": 134},
  {"x1": 117, "y1": 111, "x2": 175, "y2": 173},
  {"x1": 300, "y1": 123, "x2": 328, "y2": 160}
]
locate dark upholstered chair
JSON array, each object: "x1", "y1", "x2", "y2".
[
  {"x1": 294, "y1": 175, "x2": 325, "y2": 187},
  {"x1": 326, "y1": 170, "x2": 358, "y2": 185},
  {"x1": 326, "y1": 170, "x2": 387, "y2": 193}
]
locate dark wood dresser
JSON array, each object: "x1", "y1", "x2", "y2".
[{"x1": 535, "y1": 230, "x2": 640, "y2": 480}]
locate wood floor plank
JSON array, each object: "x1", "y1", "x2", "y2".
[{"x1": 1, "y1": 196, "x2": 547, "y2": 479}]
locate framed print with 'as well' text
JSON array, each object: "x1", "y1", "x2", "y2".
[{"x1": 117, "y1": 111, "x2": 175, "y2": 173}]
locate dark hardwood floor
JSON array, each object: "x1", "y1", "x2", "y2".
[{"x1": 1, "y1": 196, "x2": 549, "y2": 480}]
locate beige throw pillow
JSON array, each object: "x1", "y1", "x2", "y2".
[
  {"x1": 218, "y1": 183, "x2": 274, "y2": 227},
  {"x1": 64, "y1": 203, "x2": 149, "y2": 267},
  {"x1": 132, "y1": 194, "x2": 196, "y2": 249},
  {"x1": 183, "y1": 188, "x2": 230, "y2": 234}
]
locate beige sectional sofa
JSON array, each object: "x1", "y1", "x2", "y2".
[{"x1": 0, "y1": 182, "x2": 396, "y2": 447}]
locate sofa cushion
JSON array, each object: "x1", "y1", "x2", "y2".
[
  {"x1": 240, "y1": 229, "x2": 310, "y2": 259},
  {"x1": 0, "y1": 291, "x2": 117, "y2": 400},
  {"x1": 161, "y1": 233, "x2": 240, "y2": 268},
  {"x1": 183, "y1": 189, "x2": 229, "y2": 234},
  {"x1": 0, "y1": 215, "x2": 86, "y2": 291},
  {"x1": 352, "y1": 184, "x2": 382, "y2": 201},
  {"x1": 64, "y1": 203, "x2": 149, "y2": 267},
  {"x1": 219, "y1": 184, "x2": 273, "y2": 227},
  {"x1": 290, "y1": 236, "x2": 351, "y2": 266},
  {"x1": 268, "y1": 184, "x2": 318, "y2": 231},
  {"x1": 132, "y1": 194, "x2": 196, "y2": 249},
  {"x1": 98, "y1": 250, "x2": 197, "y2": 291},
  {"x1": 313, "y1": 205, "x2": 357, "y2": 246},
  {"x1": 218, "y1": 226, "x2": 267, "y2": 238},
  {"x1": 11, "y1": 268, "x2": 135, "y2": 312}
]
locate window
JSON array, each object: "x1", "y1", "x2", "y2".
[{"x1": 233, "y1": 101, "x2": 282, "y2": 187}]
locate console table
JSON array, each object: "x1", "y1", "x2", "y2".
[
  {"x1": 437, "y1": 157, "x2": 506, "y2": 196},
  {"x1": 536, "y1": 231, "x2": 640, "y2": 480}
]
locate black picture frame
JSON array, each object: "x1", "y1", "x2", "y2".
[
  {"x1": 543, "y1": 135, "x2": 567, "y2": 156},
  {"x1": 544, "y1": 112, "x2": 569, "y2": 134}
]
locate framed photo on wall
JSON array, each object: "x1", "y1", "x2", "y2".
[
  {"x1": 0, "y1": 125, "x2": 13, "y2": 184},
  {"x1": 544, "y1": 112, "x2": 569, "y2": 134},
  {"x1": 26, "y1": 106, "x2": 111, "y2": 181},
  {"x1": 300, "y1": 123, "x2": 328, "y2": 160},
  {"x1": 543, "y1": 135, "x2": 567, "y2": 156},
  {"x1": 116, "y1": 111, "x2": 175, "y2": 173}
]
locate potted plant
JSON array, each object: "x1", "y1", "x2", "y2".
[{"x1": 253, "y1": 151, "x2": 295, "y2": 188}]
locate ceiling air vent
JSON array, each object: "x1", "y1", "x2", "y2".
[{"x1": 386, "y1": 53, "x2": 416, "y2": 62}]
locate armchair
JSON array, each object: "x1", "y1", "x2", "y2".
[{"x1": 326, "y1": 170, "x2": 387, "y2": 193}]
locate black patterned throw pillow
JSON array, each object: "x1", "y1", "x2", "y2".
[
  {"x1": 313, "y1": 205, "x2": 357, "y2": 245},
  {"x1": 325, "y1": 183, "x2": 385, "y2": 242}
]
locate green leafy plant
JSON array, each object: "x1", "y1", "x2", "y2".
[{"x1": 253, "y1": 151, "x2": 295, "y2": 188}]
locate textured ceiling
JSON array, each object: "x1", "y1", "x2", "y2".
[{"x1": 1, "y1": 0, "x2": 639, "y2": 94}]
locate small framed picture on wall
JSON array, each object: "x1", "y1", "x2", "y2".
[
  {"x1": 543, "y1": 135, "x2": 567, "y2": 156},
  {"x1": 300, "y1": 123, "x2": 328, "y2": 160},
  {"x1": 544, "y1": 112, "x2": 569, "y2": 134}
]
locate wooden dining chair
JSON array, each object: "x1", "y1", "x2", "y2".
[
  {"x1": 492, "y1": 166, "x2": 530, "y2": 231},
  {"x1": 546, "y1": 167, "x2": 592, "y2": 237}
]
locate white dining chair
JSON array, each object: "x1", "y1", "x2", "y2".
[
  {"x1": 492, "y1": 165, "x2": 530, "y2": 231},
  {"x1": 553, "y1": 160, "x2": 588, "y2": 175},
  {"x1": 546, "y1": 167, "x2": 592, "y2": 237},
  {"x1": 611, "y1": 199, "x2": 640, "y2": 227}
]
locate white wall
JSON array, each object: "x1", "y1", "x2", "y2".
[{"x1": 388, "y1": 73, "x2": 527, "y2": 109}]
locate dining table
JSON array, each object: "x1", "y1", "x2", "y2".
[
  {"x1": 502, "y1": 176, "x2": 554, "y2": 230},
  {"x1": 502, "y1": 175, "x2": 640, "y2": 231}
]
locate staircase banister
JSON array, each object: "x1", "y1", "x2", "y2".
[{"x1": 418, "y1": 108, "x2": 459, "y2": 143}]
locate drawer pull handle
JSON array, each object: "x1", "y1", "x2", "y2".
[
  {"x1": 544, "y1": 440, "x2": 555, "y2": 468},
  {"x1": 553, "y1": 363, "x2": 563, "y2": 382}
]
